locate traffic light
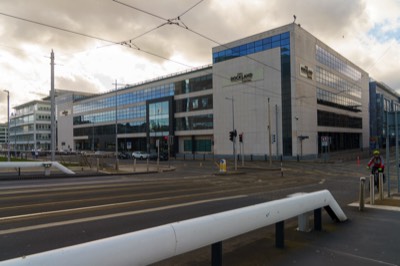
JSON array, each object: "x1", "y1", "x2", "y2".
[
  {"x1": 229, "y1": 130, "x2": 237, "y2": 142},
  {"x1": 229, "y1": 131, "x2": 234, "y2": 142}
]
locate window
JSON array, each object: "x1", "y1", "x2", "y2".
[{"x1": 213, "y1": 32, "x2": 290, "y2": 63}]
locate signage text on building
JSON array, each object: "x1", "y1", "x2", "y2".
[
  {"x1": 300, "y1": 64, "x2": 313, "y2": 80},
  {"x1": 230, "y1": 72, "x2": 253, "y2": 83}
]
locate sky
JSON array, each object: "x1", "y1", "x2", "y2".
[{"x1": 0, "y1": 0, "x2": 399, "y2": 123}]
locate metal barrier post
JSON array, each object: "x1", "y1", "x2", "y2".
[
  {"x1": 211, "y1": 242, "x2": 222, "y2": 266},
  {"x1": 314, "y1": 208, "x2": 322, "y2": 231},
  {"x1": 133, "y1": 158, "x2": 136, "y2": 173},
  {"x1": 378, "y1": 172, "x2": 384, "y2": 200},
  {"x1": 369, "y1": 174, "x2": 375, "y2": 205},
  {"x1": 275, "y1": 221, "x2": 284, "y2": 248},
  {"x1": 359, "y1": 177, "x2": 366, "y2": 211}
]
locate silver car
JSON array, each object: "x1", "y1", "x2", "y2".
[{"x1": 131, "y1": 151, "x2": 149, "y2": 160}]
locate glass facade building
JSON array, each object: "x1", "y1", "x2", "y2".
[
  {"x1": 57, "y1": 23, "x2": 370, "y2": 158},
  {"x1": 71, "y1": 67, "x2": 214, "y2": 154}
]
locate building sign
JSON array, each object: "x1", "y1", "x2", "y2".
[
  {"x1": 222, "y1": 68, "x2": 263, "y2": 87},
  {"x1": 300, "y1": 64, "x2": 313, "y2": 80},
  {"x1": 230, "y1": 72, "x2": 253, "y2": 83},
  {"x1": 59, "y1": 110, "x2": 70, "y2": 116}
]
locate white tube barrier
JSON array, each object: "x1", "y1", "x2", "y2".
[
  {"x1": 0, "y1": 162, "x2": 75, "y2": 175},
  {"x1": 0, "y1": 190, "x2": 346, "y2": 266}
]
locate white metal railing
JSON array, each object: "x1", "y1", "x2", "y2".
[
  {"x1": 0, "y1": 190, "x2": 346, "y2": 266},
  {"x1": 0, "y1": 161, "x2": 75, "y2": 175}
]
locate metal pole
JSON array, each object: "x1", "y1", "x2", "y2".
[
  {"x1": 275, "y1": 104, "x2": 279, "y2": 159},
  {"x1": 359, "y1": 177, "x2": 366, "y2": 211},
  {"x1": 115, "y1": 80, "x2": 119, "y2": 171},
  {"x1": 92, "y1": 117, "x2": 95, "y2": 152},
  {"x1": 396, "y1": 107, "x2": 399, "y2": 194},
  {"x1": 268, "y1": 98, "x2": 272, "y2": 166},
  {"x1": 370, "y1": 174, "x2": 375, "y2": 205},
  {"x1": 379, "y1": 173, "x2": 384, "y2": 200},
  {"x1": 386, "y1": 109, "x2": 390, "y2": 196},
  {"x1": 4, "y1": 90, "x2": 10, "y2": 161},
  {"x1": 50, "y1": 50, "x2": 55, "y2": 161},
  {"x1": 225, "y1": 97, "x2": 236, "y2": 171},
  {"x1": 14, "y1": 114, "x2": 16, "y2": 157},
  {"x1": 233, "y1": 98, "x2": 237, "y2": 171}
]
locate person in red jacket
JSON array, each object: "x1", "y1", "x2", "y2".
[{"x1": 367, "y1": 150, "x2": 385, "y2": 173}]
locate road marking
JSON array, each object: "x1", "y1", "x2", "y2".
[{"x1": 0, "y1": 195, "x2": 247, "y2": 235}]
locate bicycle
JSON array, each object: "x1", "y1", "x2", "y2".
[{"x1": 369, "y1": 166, "x2": 385, "y2": 191}]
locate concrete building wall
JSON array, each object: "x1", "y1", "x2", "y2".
[{"x1": 213, "y1": 48, "x2": 282, "y2": 156}]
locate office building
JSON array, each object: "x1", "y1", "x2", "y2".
[
  {"x1": 369, "y1": 80, "x2": 400, "y2": 149},
  {"x1": 10, "y1": 100, "x2": 51, "y2": 152},
  {"x1": 60, "y1": 23, "x2": 369, "y2": 158}
]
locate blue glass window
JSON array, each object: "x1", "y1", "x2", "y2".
[
  {"x1": 272, "y1": 35, "x2": 280, "y2": 42},
  {"x1": 280, "y1": 32, "x2": 290, "y2": 40},
  {"x1": 213, "y1": 32, "x2": 290, "y2": 64}
]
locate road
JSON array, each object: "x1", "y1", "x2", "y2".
[{"x1": 0, "y1": 159, "x2": 366, "y2": 264}]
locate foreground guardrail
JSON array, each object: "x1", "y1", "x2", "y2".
[
  {"x1": 0, "y1": 189, "x2": 346, "y2": 266},
  {"x1": 0, "y1": 161, "x2": 75, "y2": 175}
]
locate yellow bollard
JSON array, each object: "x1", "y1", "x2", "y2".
[{"x1": 219, "y1": 159, "x2": 226, "y2": 173}]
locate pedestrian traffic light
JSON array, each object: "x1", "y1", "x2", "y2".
[
  {"x1": 239, "y1": 133, "x2": 243, "y2": 143},
  {"x1": 229, "y1": 131, "x2": 234, "y2": 142}
]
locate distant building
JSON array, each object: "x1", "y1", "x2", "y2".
[
  {"x1": 62, "y1": 23, "x2": 370, "y2": 158},
  {"x1": 369, "y1": 80, "x2": 400, "y2": 149},
  {"x1": 0, "y1": 122, "x2": 8, "y2": 151},
  {"x1": 10, "y1": 100, "x2": 51, "y2": 152}
]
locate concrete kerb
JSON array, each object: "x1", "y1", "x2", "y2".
[{"x1": 0, "y1": 164, "x2": 176, "y2": 181}]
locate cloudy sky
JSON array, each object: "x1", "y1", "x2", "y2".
[{"x1": 0, "y1": 0, "x2": 399, "y2": 123}]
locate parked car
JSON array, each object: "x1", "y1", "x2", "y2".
[
  {"x1": 118, "y1": 152, "x2": 131, "y2": 159},
  {"x1": 149, "y1": 152, "x2": 169, "y2": 161},
  {"x1": 132, "y1": 151, "x2": 149, "y2": 160}
]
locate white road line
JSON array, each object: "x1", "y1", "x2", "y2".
[{"x1": 0, "y1": 195, "x2": 247, "y2": 235}]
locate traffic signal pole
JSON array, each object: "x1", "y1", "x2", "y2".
[{"x1": 226, "y1": 97, "x2": 237, "y2": 171}]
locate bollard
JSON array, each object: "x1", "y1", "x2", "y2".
[
  {"x1": 369, "y1": 174, "x2": 375, "y2": 205},
  {"x1": 378, "y1": 173, "x2": 384, "y2": 201},
  {"x1": 133, "y1": 158, "x2": 136, "y2": 173},
  {"x1": 147, "y1": 158, "x2": 149, "y2": 172},
  {"x1": 219, "y1": 159, "x2": 226, "y2": 173},
  {"x1": 359, "y1": 177, "x2": 366, "y2": 211},
  {"x1": 96, "y1": 158, "x2": 99, "y2": 173}
]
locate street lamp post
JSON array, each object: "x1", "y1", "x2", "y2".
[
  {"x1": 3, "y1": 90, "x2": 10, "y2": 161},
  {"x1": 114, "y1": 80, "x2": 119, "y2": 171}
]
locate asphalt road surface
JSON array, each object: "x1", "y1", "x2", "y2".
[{"x1": 0, "y1": 159, "x2": 375, "y2": 264}]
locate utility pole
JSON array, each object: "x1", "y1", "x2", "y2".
[{"x1": 50, "y1": 50, "x2": 56, "y2": 161}]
